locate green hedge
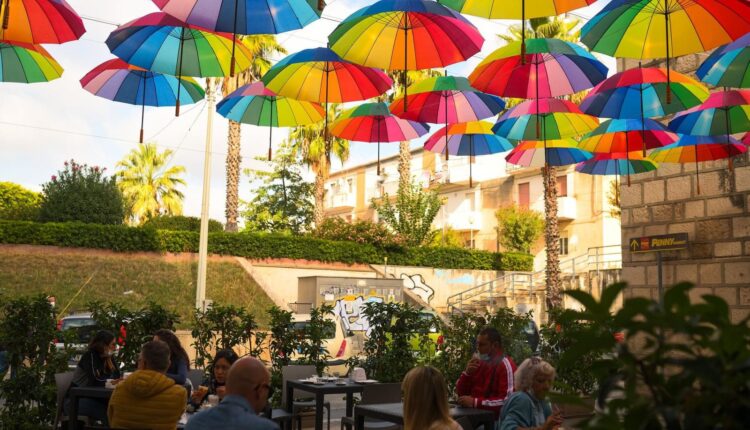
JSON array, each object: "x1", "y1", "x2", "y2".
[
  {"x1": 143, "y1": 215, "x2": 224, "y2": 233},
  {"x1": 0, "y1": 221, "x2": 533, "y2": 271}
]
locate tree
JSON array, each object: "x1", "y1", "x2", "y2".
[
  {"x1": 495, "y1": 205, "x2": 544, "y2": 253},
  {"x1": 499, "y1": 16, "x2": 582, "y2": 309},
  {"x1": 0, "y1": 182, "x2": 41, "y2": 221},
  {"x1": 39, "y1": 160, "x2": 125, "y2": 225},
  {"x1": 372, "y1": 180, "x2": 443, "y2": 246},
  {"x1": 430, "y1": 226, "x2": 464, "y2": 248},
  {"x1": 242, "y1": 143, "x2": 314, "y2": 234},
  {"x1": 223, "y1": 35, "x2": 287, "y2": 232},
  {"x1": 116, "y1": 143, "x2": 186, "y2": 225},
  {"x1": 288, "y1": 104, "x2": 349, "y2": 227},
  {"x1": 607, "y1": 179, "x2": 621, "y2": 218}
]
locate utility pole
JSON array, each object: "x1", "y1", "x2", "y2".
[{"x1": 196, "y1": 77, "x2": 216, "y2": 311}]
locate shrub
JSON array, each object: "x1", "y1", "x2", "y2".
[
  {"x1": 143, "y1": 215, "x2": 223, "y2": 233},
  {"x1": 315, "y1": 217, "x2": 400, "y2": 248},
  {"x1": 297, "y1": 305, "x2": 335, "y2": 376},
  {"x1": 495, "y1": 205, "x2": 544, "y2": 253},
  {"x1": 0, "y1": 182, "x2": 41, "y2": 221},
  {"x1": 265, "y1": 306, "x2": 299, "y2": 407},
  {"x1": 191, "y1": 304, "x2": 262, "y2": 370},
  {"x1": 39, "y1": 160, "x2": 125, "y2": 225}
]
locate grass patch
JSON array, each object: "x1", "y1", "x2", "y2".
[{"x1": 0, "y1": 247, "x2": 275, "y2": 328}]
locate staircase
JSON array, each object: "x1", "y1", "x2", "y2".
[{"x1": 445, "y1": 246, "x2": 622, "y2": 318}]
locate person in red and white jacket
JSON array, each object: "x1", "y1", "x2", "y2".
[{"x1": 455, "y1": 327, "x2": 517, "y2": 420}]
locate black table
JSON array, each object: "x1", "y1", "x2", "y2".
[
  {"x1": 354, "y1": 402, "x2": 495, "y2": 430},
  {"x1": 68, "y1": 386, "x2": 113, "y2": 430},
  {"x1": 286, "y1": 379, "x2": 365, "y2": 430}
]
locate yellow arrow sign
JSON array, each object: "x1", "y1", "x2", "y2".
[{"x1": 630, "y1": 239, "x2": 639, "y2": 251}]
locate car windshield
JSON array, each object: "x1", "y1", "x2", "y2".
[
  {"x1": 60, "y1": 318, "x2": 98, "y2": 344},
  {"x1": 292, "y1": 321, "x2": 335, "y2": 339}
]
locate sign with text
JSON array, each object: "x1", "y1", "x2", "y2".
[{"x1": 629, "y1": 233, "x2": 689, "y2": 253}]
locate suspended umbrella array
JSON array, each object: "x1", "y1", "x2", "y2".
[
  {"x1": 576, "y1": 152, "x2": 658, "y2": 176},
  {"x1": 697, "y1": 32, "x2": 750, "y2": 89},
  {"x1": 0, "y1": 41, "x2": 62, "y2": 83},
  {"x1": 330, "y1": 102, "x2": 429, "y2": 175},
  {"x1": 217, "y1": 81, "x2": 325, "y2": 160},
  {"x1": 506, "y1": 139, "x2": 592, "y2": 168},
  {"x1": 80, "y1": 58, "x2": 205, "y2": 143},
  {"x1": 423, "y1": 121, "x2": 514, "y2": 186}
]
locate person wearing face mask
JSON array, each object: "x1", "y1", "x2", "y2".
[
  {"x1": 64, "y1": 330, "x2": 121, "y2": 425},
  {"x1": 499, "y1": 357, "x2": 563, "y2": 430},
  {"x1": 455, "y1": 327, "x2": 517, "y2": 420}
]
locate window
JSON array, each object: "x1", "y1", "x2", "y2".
[
  {"x1": 559, "y1": 237, "x2": 569, "y2": 256},
  {"x1": 518, "y1": 182, "x2": 530, "y2": 208},
  {"x1": 347, "y1": 178, "x2": 353, "y2": 193},
  {"x1": 465, "y1": 193, "x2": 475, "y2": 211},
  {"x1": 557, "y1": 175, "x2": 568, "y2": 197}
]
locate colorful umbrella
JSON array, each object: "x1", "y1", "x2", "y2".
[
  {"x1": 649, "y1": 134, "x2": 747, "y2": 194},
  {"x1": 581, "y1": 0, "x2": 750, "y2": 101},
  {"x1": 668, "y1": 90, "x2": 750, "y2": 136},
  {"x1": 106, "y1": 12, "x2": 253, "y2": 115},
  {"x1": 493, "y1": 99, "x2": 598, "y2": 141},
  {"x1": 506, "y1": 139, "x2": 592, "y2": 168},
  {"x1": 0, "y1": 0, "x2": 85, "y2": 44},
  {"x1": 391, "y1": 76, "x2": 505, "y2": 160},
  {"x1": 262, "y1": 47, "x2": 392, "y2": 141},
  {"x1": 81, "y1": 58, "x2": 205, "y2": 143},
  {"x1": 217, "y1": 82, "x2": 324, "y2": 161},
  {"x1": 0, "y1": 41, "x2": 63, "y2": 83},
  {"x1": 744, "y1": 133, "x2": 750, "y2": 146},
  {"x1": 576, "y1": 152, "x2": 658, "y2": 176},
  {"x1": 424, "y1": 121, "x2": 514, "y2": 187},
  {"x1": 152, "y1": 0, "x2": 323, "y2": 76},
  {"x1": 328, "y1": 0, "x2": 484, "y2": 110},
  {"x1": 330, "y1": 102, "x2": 428, "y2": 174},
  {"x1": 697, "y1": 32, "x2": 750, "y2": 89},
  {"x1": 469, "y1": 38, "x2": 608, "y2": 99},
  {"x1": 580, "y1": 66, "x2": 710, "y2": 119}
]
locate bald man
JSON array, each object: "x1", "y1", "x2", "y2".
[{"x1": 186, "y1": 357, "x2": 279, "y2": 430}]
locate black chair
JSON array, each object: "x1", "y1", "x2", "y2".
[
  {"x1": 455, "y1": 416, "x2": 476, "y2": 430},
  {"x1": 340, "y1": 383, "x2": 402, "y2": 430},
  {"x1": 282, "y1": 365, "x2": 331, "y2": 430}
]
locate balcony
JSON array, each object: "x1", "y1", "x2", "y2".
[
  {"x1": 442, "y1": 211, "x2": 482, "y2": 231},
  {"x1": 530, "y1": 196, "x2": 577, "y2": 221},
  {"x1": 327, "y1": 192, "x2": 354, "y2": 209}
]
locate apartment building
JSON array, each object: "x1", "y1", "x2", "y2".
[{"x1": 324, "y1": 147, "x2": 621, "y2": 271}]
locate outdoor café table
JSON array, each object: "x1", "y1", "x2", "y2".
[
  {"x1": 354, "y1": 402, "x2": 495, "y2": 430},
  {"x1": 68, "y1": 386, "x2": 113, "y2": 430},
  {"x1": 286, "y1": 379, "x2": 365, "y2": 430}
]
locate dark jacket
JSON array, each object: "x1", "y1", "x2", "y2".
[{"x1": 70, "y1": 350, "x2": 120, "y2": 388}]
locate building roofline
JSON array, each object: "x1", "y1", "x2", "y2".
[{"x1": 328, "y1": 147, "x2": 426, "y2": 178}]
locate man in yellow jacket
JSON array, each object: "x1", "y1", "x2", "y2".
[{"x1": 108, "y1": 340, "x2": 186, "y2": 430}]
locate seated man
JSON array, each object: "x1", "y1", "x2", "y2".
[
  {"x1": 108, "y1": 340, "x2": 186, "y2": 430},
  {"x1": 455, "y1": 327, "x2": 517, "y2": 420},
  {"x1": 186, "y1": 356, "x2": 278, "y2": 430}
]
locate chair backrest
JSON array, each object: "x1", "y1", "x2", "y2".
[
  {"x1": 186, "y1": 368, "x2": 205, "y2": 390},
  {"x1": 54, "y1": 371, "x2": 74, "y2": 428},
  {"x1": 455, "y1": 416, "x2": 475, "y2": 430},
  {"x1": 360, "y1": 382, "x2": 401, "y2": 405},
  {"x1": 281, "y1": 364, "x2": 317, "y2": 407}
]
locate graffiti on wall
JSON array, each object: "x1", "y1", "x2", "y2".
[
  {"x1": 319, "y1": 284, "x2": 401, "y2": 336},
  {"x1": 399, "y1": 273, "x2": 435, "y2": 304}
]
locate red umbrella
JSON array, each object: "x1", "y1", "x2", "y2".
[{"x1": 0, "y1": 0, "x2": 85, "y2": 44}]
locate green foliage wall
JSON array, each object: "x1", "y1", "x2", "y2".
[{"x1": 143, "y1": 215, "x2": 224, "y2": 233}]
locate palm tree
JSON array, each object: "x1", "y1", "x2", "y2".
[
  {"x1": 116, "y1": 142, "x2": 187, "y2": 225},
  {"x1": 223, "y1": 35, "x2": 287, "y2": 232},
  {"x1": 500, "y1": 16, "x2": 582, "y2": 309},
  {"x1": 288, "y1": 104, "x2": 349, "y2": 227}
]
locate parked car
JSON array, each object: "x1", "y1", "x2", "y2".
[{"x1": 55, "y1": 312, "x2": 99, "y2": 368}]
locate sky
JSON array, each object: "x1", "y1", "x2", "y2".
[{"x1": 0, "y1": 0, "x2": 612, "y2": 223}]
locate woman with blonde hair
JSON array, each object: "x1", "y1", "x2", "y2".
[
  {"x1": 403, "y1": 366, "x2": 461, "y2": 430},
  {"x1": 499, "y1": 357, "x2": 563, "y2": 430}
]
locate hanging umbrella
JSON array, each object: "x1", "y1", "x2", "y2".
[
  {"x1": 0, "y1": 41, "x2": 63, "y2": 83},
  {"x1": 424, "y1": 121, "x2": 515, "y2": 187},
  {"x1": 493, "y1": 99, "x2": 598, "y2": 141},
  {"x1": 152, "y1": 0, "x2": 323, "y2": 76},
  {"x1": 577, "y1": 118, "x2": 677, "y2": 185},
  {"x1": 81, "y1": 58, "x2": 205, "y2": 143},
  {"x1": 330, "y1": 102, "x2": 428, "y2": 175},
  {"x1": 697, "y1": 33, "x2": 750, "y2": 89},
  {"x1": 0, "y1": 0, "x2": 85, "y2": 44},
  {"x1": 581, "y1": 0, "x2": 750, "y2": 101},
  {"x1": 576, "y1": 152, "x2": 658, "y2": 176},
  {"x1": 668, "y1": 90, "x2": 750, "y2": 136},
  {"x1": 506, "y1": 139, "x2": 592, "y2": 167},
  {"x1": 469, "y1": 38, "x2": 608, "y2": 99},
  {"x1": 262, "y1": 47, "x2": 392, "y2": 142},
  {"x1": 649, "y1": 135, "x2": 747, "y2": 194},
  {"x1": 744, "y1": 133, "x2": 750, "y2": 146},
  {"x1": 328, "y1": 0, "x2": 484, "y2": 110},
  {"x1": 390, "y1": 76, "x2": 505, "y2": 161},
  {"x1": 106, "y1": 12, "x2": 253, "y2": 115},
  {"x1": 438, "y1": 0, "x2": 597, "y2": 62},
  {"x1": 217, "y1": 81, "x2": 325, "y2": 160}
]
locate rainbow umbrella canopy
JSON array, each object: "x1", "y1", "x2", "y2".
[
  {"x1": 469, "y1": 38, "x2": 608, "y2": 99},
  {"x1": 328, "y1": 0, "x2": 484, "y2": 109},
  {"x1": 152, "y1": 0, "x2": 323, "y2": 76},
  {"x1": 649, "y1": 135, "x2": 747, "y2": 193},
  {"x1": 506, "y1": 139, "x2": 592, "y2": 168},
  {"x1": 106, "y1": 12, "x2": 253, "y2": 115},
  {"x1": 424, "y1": 121, "x2": 514, "y2": 186},
  {"x1": 493, "y1": 98, "x2": 598, "y2": 143},
  {"x1": 81, "y1": 58, "x2": 204, "y2": 143},
  {"x1": 668, "y1": 90, "x2": 750, "y2": 137},
  {"x1": 0, "y1": 0, "x2": 85, "y2": 44},
  {"x1": 697, "y1": 32, "x2": 750, "y2": 89},
  {"x1": 581, "y1": 0, "x2": 750, "y2": 98},
  {"x1": 0, "y1": 41, "x2": 63, "y2": 83},
  {"x1": 262, "y1": 47, "x2": 392, "y2": 140},
  {"x1": 576, "y1": 152, "x2": 658, "y2": 176},
  {"x1": 330, "y1": 102, "x2": 428, "y2": 175},
  {"x1": 217, "y1": 82, "x2": 325, "y2": 160}
]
